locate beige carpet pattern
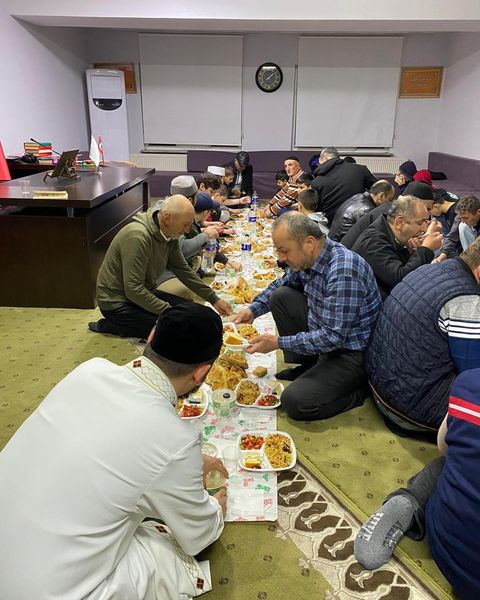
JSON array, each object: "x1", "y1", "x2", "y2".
[{"x1": 278, "y1": 464, "x2": 440, "y2": 600}]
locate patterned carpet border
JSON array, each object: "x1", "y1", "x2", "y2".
[{"x1": 277, "y1": 462, "x2": 447, "y2": 600}]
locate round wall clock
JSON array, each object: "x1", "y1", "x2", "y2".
[{"x1": 255, "y1": 62, "x2": 283, "y2": 93}]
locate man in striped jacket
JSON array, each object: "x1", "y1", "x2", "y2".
[
  {"x1": 366, "y1": 237, "x2": 480, "y2": 434},
  {"x1": 264, "y1": 156, "x2": 305, "y2": 217}
]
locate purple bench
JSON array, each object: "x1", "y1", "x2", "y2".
[
  {"x1": 148, "y1": 150, "x2": 395, "y2": 199},
  {"x1": 149, "y1": 150, "x2": 317, "y2": 198},
  {"x1": 428, "y1": 152, "x2": 480, "y2": 198}
]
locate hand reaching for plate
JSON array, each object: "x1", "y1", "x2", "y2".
[{"x1": 245, "y1": 334, "x2": 279, "y2": 355}]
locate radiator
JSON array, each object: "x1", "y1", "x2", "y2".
[
  {"x1": 353, "y1": 156, "x2": 405, "y2": 174},
  {"x1": 129, "y1": 153, "x2": 404, "y2": 174},
  {"x1": 129, "y1": 153, "x2": 187, "y2": 171}
]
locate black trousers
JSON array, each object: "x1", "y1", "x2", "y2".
[
  {"x1": 385, "y1": 456, "x2": 446, "y2": 540},
  {"x1": 99, "y1": 290, "x2": 190, "y2": 339},
  {"x1": 269, "y1": 286, "x2": 368, "y2": 421}
]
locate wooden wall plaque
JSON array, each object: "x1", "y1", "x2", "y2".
[
  {"x1": 93, "y1": 63, "x2": 137, "y2": 94},
  {"x1": 399, "y1": 67, "x2": 443, "y2": 98}
]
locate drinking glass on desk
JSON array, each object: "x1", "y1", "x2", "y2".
[{"x1": 20, "y1": 179, "x2": 31, "y2": 196}]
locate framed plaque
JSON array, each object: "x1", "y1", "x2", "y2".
[
  {"x1": 93, "y1": 63, "x2": 137, "y2": 93},
  {"x1": 399, "y1": 67, "x2": 443, "y2": 98}
]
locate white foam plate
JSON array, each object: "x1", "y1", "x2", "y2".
[
  {"x1": 235, "y1": 379, "x2": 283, "y2": 410},
  {"x1": 176, "y1": 387, "x2": 208, "y2": 420},
  {"x1": 237, "y1": 430, "x2": 297, "y2": 472}
]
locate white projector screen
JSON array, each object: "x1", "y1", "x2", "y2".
[
  {"x1": 139, "y1": 34, "x2": 243, "y2": 147},
  {"x1": 295, "y1": 36, "x2": 403, "y2": 148}
]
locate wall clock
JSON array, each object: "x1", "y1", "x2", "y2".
[{"x1": 255, "y1": 62, "x2": 283, "y2": 93}]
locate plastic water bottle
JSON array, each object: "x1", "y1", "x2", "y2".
[
  {"x1": 202, "y1": 241, "x2": 216, "y2": 273},
  {"x1": 248, "y1": 205, "x2": 257, "y2": 235},
  {"x1": 251, "y1": 190, "x2": 259, "y2": 209},
  {"x1": 241, "y1": 233, "x2": 253, "y2": 275}
]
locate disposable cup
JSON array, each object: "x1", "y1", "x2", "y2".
[
  {"x1": 212, "y1": 389, "x2": 236, "y2": 417},
  {"x1": 222, "y1": 445, "x2": 238, "y2": 472},
  {"x1": 21, "y1": 179, "x2": 31, "y2": 196},
  {"x1": 205, "y1": 469, "x2": 226, "y2": 495}
]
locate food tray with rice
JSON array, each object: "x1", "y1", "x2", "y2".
[
  {"x1": 235, "y1": 379, "x2": 283, "y2": 409},
  {"x1": 211, "y1": 280, "x2": 226, "y2": 291},
  {"x1": 236, "y1": 323, "x2": 259, "y2": 340},
  {"x1": 252, "y1": 270, "x2": 277, "y2": 283},
  {"x1": 221, "y1": 242, "x2": 241, "y2": 254},
  {"x1": 222, "y1": 322, "x2": 237, "y2": 335},
  {"x1": 237, "y1": 431, "x2": 296, "y2": 471},
  {"x1": 176, "y1": 386, "x2": 209, "y2": 419}
]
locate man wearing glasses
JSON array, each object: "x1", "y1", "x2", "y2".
[{"x1": 351, "y1": 195, "x2": 442, "y2": 299}]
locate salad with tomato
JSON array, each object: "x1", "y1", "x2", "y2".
[
  {"x1": 240, "y1": 434, "x2": 264, "y2": 450},
  {"x1": 257, "y1": 394, "x2": 279, "y2": 407}
]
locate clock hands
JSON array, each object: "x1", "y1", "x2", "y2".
[{"x1": 256, "y1": 63, "x2": 282, "y2": 92}]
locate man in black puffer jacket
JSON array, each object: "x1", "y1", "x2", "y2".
[
  {"x1": 311, "y1": 147, "x2": 377, "y2": 225},
  {"x1": 329, "y1": 180, "x2": 395, "y2": 242},
  {"x1": 341, "y1": 181, "x2": 434, "y2": 249}
]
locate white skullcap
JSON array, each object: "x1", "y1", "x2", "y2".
[{"x1": 207, "y1": 166, "x2": 225, "y2": 177}]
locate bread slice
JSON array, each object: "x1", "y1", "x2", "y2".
[{"x1": 252, "y1": 366, "x2": 268, "y2": 378}]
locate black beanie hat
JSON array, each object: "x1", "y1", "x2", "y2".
[
  {"x1": 285, "y1": 155, "x2": 300, "y2": 163},
  {"x1": 150, "y1": 304, "x2": 222, "y2": 364},
  {"x1": 398, "y1": 160, "x2": 417, "y2": 179},
  {"x1": 404, "y1": 181, "x2": 434, "y2": 201}
]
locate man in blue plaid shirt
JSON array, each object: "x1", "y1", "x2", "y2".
[{"x1": 233, "y1": 212, "x2": 381, "y2": 421}]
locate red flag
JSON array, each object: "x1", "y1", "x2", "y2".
[
  {"x1": 98, "y1": 136, "x2": 105, "y2": 164},
  {"x1": 0, "y1": 142, "x2": 11, "y2": 181}
]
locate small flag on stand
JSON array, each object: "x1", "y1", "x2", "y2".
[
  {"x1": 89, "y1": 135, "x2": 100, "y2": 167},
  {"x1": 98, "y1": 135, "x2": 105, "y2": 164},
  {"x1": 0, "y1": 142, "x2": 11, "y2": 181}
]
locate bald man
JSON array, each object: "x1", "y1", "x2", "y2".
[{"x1": 89, "y1": 195, "x2": 232, "y2": 338}]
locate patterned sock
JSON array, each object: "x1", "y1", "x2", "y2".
[{"x1": 354, "y1": 496, "x2": 415, "y2": 570}]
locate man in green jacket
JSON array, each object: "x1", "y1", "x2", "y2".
[{"x1": 89, "y1": 195, "x2": 232, "y2": 338}]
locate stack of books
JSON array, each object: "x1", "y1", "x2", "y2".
[{"x1": 23, "y1": 141, "x2": 54, "y2": 164}]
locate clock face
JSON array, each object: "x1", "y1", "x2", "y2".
[{"x1": 255, "y1": 63, "x2": 283, "y2": 93}]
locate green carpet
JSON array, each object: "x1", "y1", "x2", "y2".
[
  {"x1": 0, "y1": 307, "x2": 332, "y2": 598},
  {"x1": 0, "y1": 307, "x2": 136, "y2": 449},
  {"x1": 0, "y1": 306, "x2": 452, "y2": 598},
  {"x1": 278, "y1": 398, "x2": 453, "y2": 600},
  {"x1": 198, "y1": 521, "x2": 331, "y2": 598}
]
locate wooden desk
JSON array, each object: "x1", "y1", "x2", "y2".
[
  {"x1": 6, "y1": 159, "x2": 53, "y2": 180},
  {"x1": 0, "y1": 166, "x2": 155, "y2": 308}
]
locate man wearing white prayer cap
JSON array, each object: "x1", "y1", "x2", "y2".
[{"x1": 207, "y1": 165, "x2": 225, "y2": 177}]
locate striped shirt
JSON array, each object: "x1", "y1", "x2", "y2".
[
  {"x1": 249, "y1": 238, "x2": 381, "y2": 355},
  {"x1": 268, "y1": 169, "x2": 304, "y2": 216},
  {"x1": 438, "y1": 294, "x2": 480, "y2": 372}
]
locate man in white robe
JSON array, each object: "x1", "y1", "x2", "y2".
[{"x1": 0, "y1": 303, "x2": 227, "y2": 600}]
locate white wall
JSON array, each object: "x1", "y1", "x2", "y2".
[
  {"x1": 242, "y1": 34, "x2": 297, "y2": 150},
  {"x1": 391, "y1": 34, "x2": 448, "y2": 168},
  {"x1": 84, "y1": 30, "x2": 454, "y2": 161},
  {"x1": 85, "y1": 30, "x2": 299, "y2": 153},
  {"x1": 436, "y1": 33, "x2": 480, "y2": 159},
  {"x1": 0, "y1": 6, "x2": 89, "y2": 155}
]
